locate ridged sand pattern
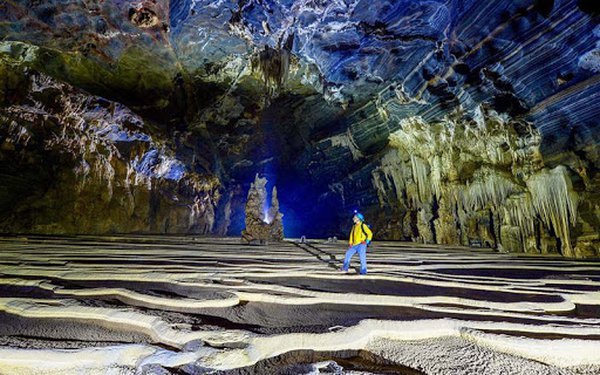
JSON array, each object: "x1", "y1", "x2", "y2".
[{"x1": 0, "y1": 236, "x2": 599, "y2": 374}]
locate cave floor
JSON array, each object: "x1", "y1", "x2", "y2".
[{"x1": 0, "y1": 235, "x2": 599, "y2": 374}]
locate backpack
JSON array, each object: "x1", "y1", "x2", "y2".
[{"x1": 361, "y1": 223, "x2": 372, "y2": 246}]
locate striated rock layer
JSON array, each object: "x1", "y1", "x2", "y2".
[
  {"x1": 0, "y1": 236, "x2": 600, "y2": 373},
  {"x1": 0, "y1": 0, "x2": 599, "y2": 256}
]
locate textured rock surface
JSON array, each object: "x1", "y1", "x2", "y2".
[
  {"x1": 0, "y1": 236, "x2": 599, "y2": 373},
  {"x1": 0, "y1": 47, "x2": 219, "y2": 234},
  {"x1": 0, "y1": 0, "x2": 599, "y2": 256},
  {"x1": 241, "y1": 174, "x2": 284, "y2": 243}
]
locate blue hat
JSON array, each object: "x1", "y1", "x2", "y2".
[{"x1": 354, "y1": 212, "x2": 365, "y2": 221}]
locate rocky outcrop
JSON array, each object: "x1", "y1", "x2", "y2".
[
  {"x1": 0, "y1": 48, "x2": 219, "y2": 234},
  {"x1": 242, "y1": 174, "x2": 284, "y2": 244},
  {"x1": 365, "y1": 109, "x2": 591, "y2": 257}
]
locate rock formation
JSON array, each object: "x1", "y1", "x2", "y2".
[
  {"x1": 0, "y1": 0, "x2": 598, "y2": 256},
  {"x1": 0, "y1": 58, "x2": 219, "y2": 234},
  {"x1": 241, "y1": 174, "x2": 284, "y2": 244},
  {"x1": 267, "y1": 186, "x2": 285, "y2": 241}
]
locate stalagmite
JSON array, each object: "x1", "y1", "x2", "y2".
[
  {"x1": 268, "y1": 187, "x2": 284, "y2": 241},
  {"x1": 241, "y1": 174, "x2": 284, "y2": 244}
]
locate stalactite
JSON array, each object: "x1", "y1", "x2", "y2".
[
  {"x1": 526, "y1": 166, "x2": 579, "y2": 257},
  {"x1": 430, "y1": 155, "x2": 443, "y2": 199},
  {"x1": 252, "y1": 43, "x2": 291, "y2": 96},
  {"x1": 372, "y1": 149, "x2": 409, "y2": 206},
  {"x1": 462, "y1": 171, "x2": 521, "y2": 211},
  {"x1": 410, "y1": 155, "x2": 431, "y2": 204},
  {"x1": 371, "y1": 172, "x2": 388, "y2": 208},
  {"x1": 375, "y1": 105, "x2": 563, "y2": 252},
  {"x1": 328, "y1": 183, "x2": 345, "y2": 207},
  {"x1": 503, "y1": 193, "x2": 536, "y2": 239}
]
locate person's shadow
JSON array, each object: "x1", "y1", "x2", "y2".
[{"x1": 291, "y1": 241, "x2": 361, "y2": 273}]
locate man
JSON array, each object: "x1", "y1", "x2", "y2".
[{"x1": 341, "y1": 212, "x2": 372, "y2": 275}]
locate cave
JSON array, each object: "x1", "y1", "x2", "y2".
[
  {"x1": 1, "y1": 0, "x2": 599, "y2": 256},
  {"x1": 0, "y1": 0, "x2": 600, "y2": 374}
]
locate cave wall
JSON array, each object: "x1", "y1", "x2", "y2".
[
  {"x1": 0, "y1": 47, "x2": 219, "y2": 234},
  {"x1": 0, "y1": 0, "x2": 599, "y2": 256}
]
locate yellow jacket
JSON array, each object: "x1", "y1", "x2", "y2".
[{"x1": 349, "y1": 222, "x2": 373, "y2": 246}]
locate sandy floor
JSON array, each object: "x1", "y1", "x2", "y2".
[{"x1": 0, "y1": 235, "x2": 599, "y2": 374}]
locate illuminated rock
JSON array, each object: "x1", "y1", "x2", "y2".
[
  {"x1": 268, "y1": 186, "x2": 284, "y2": 241},
  {"x1": 241, "y1": 174, "x2": 284, "y2": 244}
]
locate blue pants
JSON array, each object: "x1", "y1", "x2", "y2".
[{"x1": 342, "y1": 243, "x2": 367, "y2": 274}]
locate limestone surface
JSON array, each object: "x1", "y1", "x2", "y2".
[
  {"x1": 0, "y1": 236, "x2": 600, "y2": 374},
  {"x1": 241, "y1": 174, "x2": 284, "y2": 244}
]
